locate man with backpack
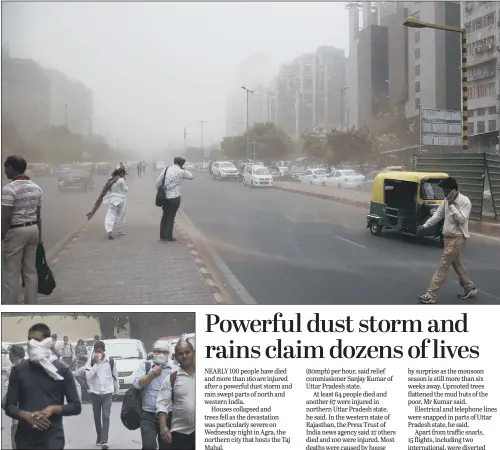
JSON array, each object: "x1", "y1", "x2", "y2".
[
  {"x1": 130, "y1": 340, "x2": 178, "y2": 450},
  {"x1": 157, "y1": 339, "x2": 195, "y2": 450},
  {"x1": 86, "y1": 340, "x2": 119, "y2": 450}
]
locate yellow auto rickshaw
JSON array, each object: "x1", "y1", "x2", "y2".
[{"x1": 366, "y1": 172, "x2": 449, "y2": 243}]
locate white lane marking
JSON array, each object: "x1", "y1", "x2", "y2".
[
  {"x1": 452, "y1": 281, "x2": 500, "y2": 301},
  {"x1": 255, "y1": 205, "x2": 264, "y2": 209},
  {"x1": 335, "y1": 236, "x2": 367, "y2": 249},
  {"x1": 284, "y1": 215, "x2": 298, "y2": 222}
]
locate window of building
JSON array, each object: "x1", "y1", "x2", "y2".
[
  {"x1": 415, "y1": 81, "x2": 421, "y2": 93},
  {"x1": 488, "y1": 82, "x2": 495, "y2": 96},
  {"x1": 415, "y1": 98, "x2": 421, "y2": 113},
  {"x1": 478, "y1": 108, "x2": 485, "y2": 116},
  {"x1": 415, "y1": 31, "x2": 420, "y2": 44},
  {"x1": 477, "y1": 121, "x2": 485, "y2": 134},
  {"x1": 415, "y1": 64, "x2": 420, "y2": 76},
  {"x1": 415, "y1": 48, "x2": 420, "y2": 60},
  {"x1": 468, "y1": 122, "x2": 474, "y2": 134},
  {"x1": 489, "y1": 106, "x2": 497, "y2": 115},
  {"x1": 469, "y1": 109, "x2": 475, "y2": 118},
  {"x1": 488, "y1": 119, "x2": 497, "y2": 131}
]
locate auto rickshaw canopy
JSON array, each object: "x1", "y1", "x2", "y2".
[{"x1": 371, "y1": 171, "x2": 449, "y2": 203}]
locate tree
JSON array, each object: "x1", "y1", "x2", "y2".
[
  {"x1": 220, "y1": 136, "x2": 246, "y2": 160},
  {"x1": 1, "y1": 117, "x2": 43, "y2": 161},
  {"x1": 301, "y1": 127, "x2": 329, "y2": 159},
  {"x1": 326, "y1": 127, "x2": 378, "y2": 166}
]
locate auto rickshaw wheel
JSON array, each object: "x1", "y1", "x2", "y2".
[{"x1": 370, "y1": 221, "x2": 382, "y2": 236}]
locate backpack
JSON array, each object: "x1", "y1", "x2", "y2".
[{"x1": 120, "y1": 361, "x2": 152, "y2": 430}]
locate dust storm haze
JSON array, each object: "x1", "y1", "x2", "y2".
[{"x1": 1, "y1": 2, "x2": 349, "y2": 155}]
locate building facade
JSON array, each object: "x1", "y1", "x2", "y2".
[
  {"x1": 462, "y1": 0, "x2": 500, "y2": 149},
  {"x1": 2, "y1": 53, "x2": 51, "y2": 135}
]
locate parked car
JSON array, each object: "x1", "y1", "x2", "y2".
[
  {"x1": 267, "y1": 166, "x2": 283, "y2": 180},
  {"x1": 283, "y1": 166, "x2": 306, "y2": 182},
  {"x1": 243, "y1": 165, "x2": 274, "y2": 187},
  {"x1": 28, "y1": 163, "x2": 53, "y2": 176},
  {"x1": 211, "y1": 161, "x2": 240, "y2": 180},
  {"x1": 58, "y1": 169, "x2": 96, "y2": 192},
  {"x1": 56, "y1": 164, "x2": 74, "y2": 175},
  {"x1": 361, "y1": 171, "x2": 383, "y2": 191},
  {"x1": 324, "y1": 169, "x2": 365, "y2": 189},
  {"x1": 95, "y1": 162, "x2": 112, "y2": 175},
  {"x1": 86, "y1": 338, "x2": 147, "y2": 396},
  {"x1": 299, "y1": 168, "x2": 329, "y2": 185}
]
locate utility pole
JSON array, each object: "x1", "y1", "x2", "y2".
[
  {"x1": 65, "y1": 104, "x2": 68, "y2": 129},
  {"x1": 419, "y1": 103, "x2": 423, "y2": 154},
  {"x1": 197, "y1": 120, "x2": 208, "y2": 158},
  {"x1": 84, "y1": 118, "x2": 92, "y2": 137},
  {"x1": 241, "y1": 86, "x2": 255, "y2": 161}
]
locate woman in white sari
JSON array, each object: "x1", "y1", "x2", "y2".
[{"x1": 87, "y1": 168, "x2": 128, "y2": 239}]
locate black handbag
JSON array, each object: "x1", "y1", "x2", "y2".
[
  {"x1": 155, "y1": 167, "x2": 168, "y2": 207},
  {"x1": 36, "y1": 243, "x2": 56, "y2": 295}
]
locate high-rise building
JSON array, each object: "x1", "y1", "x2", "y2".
[
  {"x1": 462, "y1": 0, "x2": 500, "y2": 150},
  {"x1": 46, "y1": 69, "x2": 93, "y2": 135},
  {"x1": 275, "y1": 62, "x2": 300, "y2": 138},
  {"x1": 313, "y1": 46, "x2": 347, "y2": 130},
  {"x1": 405, "y1": 1, "x2": 462, "y2": 117},
  {"x1": 1, "y1": 53, "x2": 51, "y2": 135}
]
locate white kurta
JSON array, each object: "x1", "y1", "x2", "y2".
[{"x1": 103, "y1": 177, "x2": 128, "y2": 233}]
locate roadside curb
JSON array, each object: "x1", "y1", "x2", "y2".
[
  {"x1": 274, "y1": 185, "x2": 500, "y2": 239},
  {"x1": 177, "y1": 211, "x2": 257, "y2": 305},
  {"x1": 177, "y1": 226, "x2": 227, "y2": 305},
  {"x1": 46, "y1": 219, "x2": 92, "y2": 266}
]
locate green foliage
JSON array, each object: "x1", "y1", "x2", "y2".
[{"x1": 220, "y1": 122, "x2": 294, "y2": 162}]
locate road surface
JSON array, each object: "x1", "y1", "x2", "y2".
[{"x1": 179, "y1": 172, "x2": 500, "y2": 305}]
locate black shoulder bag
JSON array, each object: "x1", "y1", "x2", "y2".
[{"x1": 155, "y1": 168, "x2": 168, "y2": 207}]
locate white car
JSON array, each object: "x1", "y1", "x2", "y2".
[
  {"x1": 323, "y1": 169, "x2": 365, "y2": 189},
  {"x1": 244, "y1": 165, "x2": 274, "y2": 187},
  {"x1": 86, "y1": 338, "x2": 147, "y2": 396},
  {"x1": 211, "y1": 161, "x2": 240, "y2": 180},
  {"x1": 299, "y1": 168, "x2": 329, "y2": 185}
]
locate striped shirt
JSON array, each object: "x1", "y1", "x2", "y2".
[{"x1": 1, "y1": 179, "x2": 43, "y2": 225}]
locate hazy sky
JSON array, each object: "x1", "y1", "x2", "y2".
[{"x1": 2, "y1": 2, "x2": 349, "y2": 153}]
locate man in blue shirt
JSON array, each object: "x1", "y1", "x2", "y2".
[{"x1": 132, "y1": 340, "x2": 178, "y2": 450}]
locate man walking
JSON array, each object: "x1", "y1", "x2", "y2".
[
  {"x1": 133, "y1": 340, "x2": 178, "y2": 449},
  {"x1": 86, "y1": 340, "x2": 119, "y2": 450},
  {"x1": 2, "y1": 155, "x2": 43, "y2": 304},
  {"x1": 60, "y1": 337, "x2": 75, "y2": 370},
  {"x1": 2, "y1": 344, "x2": 26, "y2": 450},
  {"x1": 418, "y1": 177, "x2": 477, "y2": 304},
  {"x1": 137, "y1": 161, "x2": 143, "y2": 178},
  {"x1": 156, "y1": 157, "x2": 193, "y2": 242},
  {"x1": 4, "y1": 323, "x2": 81, "y2": 449},
  {"x1": 157, "y1": 339, "x2": 195, "y2": 450}
]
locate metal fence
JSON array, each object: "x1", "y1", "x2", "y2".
[{"x1": 414, "y1": 152, "x2": 499, "y2": 221}]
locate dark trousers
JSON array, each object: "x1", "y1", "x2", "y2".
[
  {"x1": 90, "y1": 393, "x2": 113, "y2": 443},
  {"x1": 160, "y1": 197, "x2": 181, "y2": 240},
  {"x1": 140, "y1": 411, "x2": 170, "y2": 450},
  {"x1": 16, "y1": 427, "x2": 65, "y2": 450},
  {"x1": 171, "y1": 431, "x2": 195, "y2": 450}
]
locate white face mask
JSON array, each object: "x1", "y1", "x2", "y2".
[
  {"x1": 153, "y1": 353, "x2": 167, "y2": 365},
  {"x1": 27, "y1": 338, "x2": 53, "y2": 362}
]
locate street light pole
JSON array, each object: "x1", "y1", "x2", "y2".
[
  {"x1": 340, "y1": 86, "x2": 348, "y2": 131},
  {"x1": 197, "y1": 121, "x2": 207, "y2": 159},
  {"x1": 241, "y1": 86, "x2": 255, "y2": 161},
  {"x1": 65, "y1": 104, "x2": 68, "y2": 129},
  {"x1": 403, "y1": 17, "x2": 467, "y2": 151},
  {"x1": 84, "y1": 117, "x2": 92, "y2": 137}
]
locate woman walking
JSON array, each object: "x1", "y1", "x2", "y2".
[{"x1": 87, "y1": 168, "x2": 128, "y2": 239}]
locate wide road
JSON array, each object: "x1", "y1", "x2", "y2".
[{"x1": 180, "y1": 172, "x2": 500, "y2": 305}]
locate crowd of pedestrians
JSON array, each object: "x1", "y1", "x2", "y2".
[{"x1": 2, "y1": 323, "x2": 196, "y2": 450}]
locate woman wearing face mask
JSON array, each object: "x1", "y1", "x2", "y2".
[
  {"x1": 132, "y1": 340, "x2": 178, "y2": 450},
  {"x1": 2, "y1": 345, "x2": 26, "y2": 450},
  {"x1": 3, "y1": 323, "x2": 81, "y2": 449}
]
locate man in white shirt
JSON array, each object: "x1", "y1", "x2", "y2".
[
  {"x1": 60, "y1": 336, "x2": 75, "y2": 370},
  {"x1": 417, "y1": 177, "x2": 477, "y2": 304},
  {"x1": 156, "y1": 157, "x2": 194, "y2": 242},
  {"x1": 86, "y1": 341, "x2": 119, "y2": 450},
  {"x1": 157, "y1": 339, "x2": 195, "y2": 450}
]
